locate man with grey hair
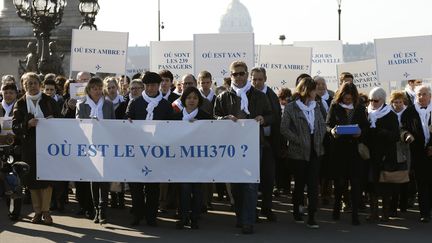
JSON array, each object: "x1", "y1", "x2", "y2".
[
  {"x1": 401, "y1": 84, "x2": 432, "y2": 223},
  {"x1": 172, "y1": 74, "x2": 212, "y2": 114}
]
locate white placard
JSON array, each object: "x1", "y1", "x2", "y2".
[
  {"x1": 337, "y1": 59, "x2": 380, "y2": 95},
  {"x1": 0, "y1": 117, "x2": 13, "y2": 135},
  {"x1": 256, "y1": 45, "x2": 312, "y2": 90},
  {"x1": 69, "y1": 83, "x2": 88, "y2": 100},
  {"x1": 194, "y1": 33, "x2": 255, "y2": 85},
  {"x1": 150, "y1": 41, "x2": 193, "y2": 80},
  {"x1": 36, "y1": 119, "x2": 260, "y2": 183},
  {"x1": 375, "y1": 35, "x2": 432, "y2": 82},
  {"x1": 126, "y1": 46, "x2": 150, "y2": 77},
  {"x1": 294, "y1": 40, "x2": 344, "y2": 91},
  {"x1": 70, "y1": 29, "x2": 129, "y2": 74}
]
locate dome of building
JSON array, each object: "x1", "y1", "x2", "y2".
[{"x1": 219, "y1": 0, "x2": 253, "y2": 33}]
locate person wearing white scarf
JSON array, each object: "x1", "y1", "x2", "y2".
[
  {"x1": 1, "y1": 99, "x2": 15, "y2": 118},
  {"x1": 414, "y1": 101, "x2": 432, "y2": 146},
  {"x1": 391, "y1": 106, "x2": 407, "y2": 126},
  {"x1": 84, "y1": 95, "x2": 104, "y2": 120},
  {"x1": 320, "y1": 91, "x2": 330, "y2": 112},
  {"x1": 296, "y1": 99, "x2": 316, "y2": 134},
  {"x1": 339, "y1": 102, "x2": 354, "y2": 110},
  {"x1": 106, "y1": 93, "x2": 124, "y2": 106},
  {"x1": 199, "y1": 88, "x2": 215, "y2": 102},
  {"x1": 368, "y1": 104, "x2": 392, "y2": 128},
  {"x1": 231, "y1": 81, "x2": 252, "y2": 115},
  {"x1": 26, "y1": 91, "x2": 45, "y2": 118},
  {"x1": 142, "y1": 90, "x2": 163, "y2": 120},
  {"x1": 182, "y1": 108, "x2": 198, "y2": 121}
]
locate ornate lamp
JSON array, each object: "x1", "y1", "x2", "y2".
[{"x1": 79, "y1": 0, "x2": 100, "y2": 30}]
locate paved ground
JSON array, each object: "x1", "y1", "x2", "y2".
[{"x1": 0, "y1": 193, "x2": 431, "y2": 243}]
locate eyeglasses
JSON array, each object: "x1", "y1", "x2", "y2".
[
  {"x1": 231, "y1": 71, "x2": 246, "y2": 77},
  {"x1": 369, "y1": 99, "x2": 380, "y2": 103}
]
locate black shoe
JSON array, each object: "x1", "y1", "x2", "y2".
[
  {"x1": 147, "y1": 220, "x2": 158, "y2": 227},
  {"x1": 306, "y1": 218, "x2": 319, "y2": 229},
  {"x1": 420, "y1": 217, "x2": 430, "y2": 223},
  {"x1": 8, "y1": 213, "x2": 19, "y2": 221},
  {"x1": 191, "y1": 220, "x2": 199, "y2": 229},
  {"x1": 176, "y1": 221, "x2": 184, "y2": 229},
  {"x1": 262, "y1": 210, "x2": 277, "y2": 222},
  {"x1": 131, "y1": 217, "x2": 140, "y2": 226},
  {"x1": 99, "y1": 208, "x2": 107, "y2": 224},
  {"x1": 352, "y1": 217, "x2": 360, "y2": 226},
  {"x1": 93, "y1": 209, "x2": 100, "y2": 223},
  {"x1": 241, "y1": 224, "x2": 254, "y2": 234},
  {"x1": 294, "y1": 214, "x2": 304, "y2": 223}
]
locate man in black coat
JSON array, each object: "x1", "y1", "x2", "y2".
[
  {"x1": 250, "y1": 67, "x2": 279, "y2": 222},
  {"x1": 159, "y1": 70, "x2": 180, "y2": 104},
  {"x1": 126, "y1": 72, "x2": 173, "y2": 226},
  {"x1": 214, "y1": 61, "x2": 273, "y2": 234},
  {"x1": 401, "y1": 84, "x2": 432, "y2": 223}
]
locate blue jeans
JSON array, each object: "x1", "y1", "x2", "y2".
[
  {"x1": 180, "y1": 183, "x2": 203, "y2": 222},
  {"x1": 232, "y1": 183, "x2": 258, "y2": 226}
]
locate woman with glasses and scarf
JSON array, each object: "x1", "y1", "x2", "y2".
[{"x1": 365, "y1": 87, "x2": 400, "y2": 222}]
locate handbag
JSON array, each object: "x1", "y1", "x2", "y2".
[
  {"x1": 379, "y1": 170, "x2": 409, "y2": 183},
  {"x1": 357, "y1": 142, "x2": 370, "y2": 160}
]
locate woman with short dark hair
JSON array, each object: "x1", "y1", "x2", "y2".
[
  {"x1": 173, "y1": 86, "x2": 212, "y2": 230},
  {"x1": 280, "y1": 77, "x2": 326, "y2": 229}
]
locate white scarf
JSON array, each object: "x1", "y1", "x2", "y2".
[
  {"x1": 296, "y1": 99, "x2": 316, "y2": 134},
  {"x1": 173, "y1": 89, "x2": 182, "y2": 96},
  {"x1": 142, "y1": 91, "x2": 163, "y2": 120},
  {"x1": 1, "y1": 99, "x2": 15, "y2": 118},
  {"x1": 53, "y1": 94, "x2": 59, "y2": 102},
  {"x1": 367, "y1": 104, "x2": 392, "y2": 128},
  {"x1": 320, "y1": 90, "x2": 330, "y2": 112},
  {"x1": 162, "y1": 89, "x2": 171, "y2": 100},
  {"x1": 391, "y1": 106, "x2": 407, "y2": 126},
  {"x1": 258, "y1": 85, "x2": 268, "y2": 94},
  {"x1": 414, "y1": 102, "x2": 432, "y2": 146},
  {"x1": 129, "y1": 93, "x2": 134, "y2": 101},
  {"x1": 339, "y1": 103, "x2": 354, "y2": 110},
  {"x1": 173, "y1": 98, "x2": 184, "y2": 111},
  {"x1": 25, "y1": 92, "x2": 44, "y2": 118},
  {"x1": 200, "y1": 88, "x2": 215, "y2": 102},
  {"x1": 182, "y1": 108, "x2": 199, "y2": 121},
  {"x1": 405, "y1": 85, "x2": 416, "y2": 103},
  {"x1": 231, "y1": 81, "x2": 252, "y2": 115},
  {"x1": 85, "y1": 95, "x2": 104, "y2": 120},
  {"x1": 106, "y1": 94, "x2": 124, "y2": 106}
]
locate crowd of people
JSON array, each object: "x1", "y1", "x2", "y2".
[{"x1": 0, "y1": 61, "x2": 430, "y2": 234}]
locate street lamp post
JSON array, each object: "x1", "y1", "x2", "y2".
[
  {"x1": 14, "y1": 0, "x2": 67, "y2": 75},
  {"x1": 158, "y1": 0, "x2": 164, "y2": 41},
  {"x1": 279, "y1": 35, "x2": 286, "y2": 45},
  {"x1": 79, "y1": 0, "x2": 100, "y2": 30},
  {"x1": 337, "y1": 0, "x2": 342, "y2": 41}
]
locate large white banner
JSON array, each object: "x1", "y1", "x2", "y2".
[
  {"x1": 256, "y1": 45, "x2": 312, "y2": 90},
  {"x1": 150, "y1": 41, "x2": 193, "y2": 80},
  {"x1": 294, "y1": 40, "x2": 344, "y2": 91},
  {"x1": 36, "y1": 119, "x2": 259, "y2": 183},
  {"x1": 70, "y1": 29, "x2": 129, "y2": 74},
  {"x1": 194, "y1": 33, "x2": 255, "y2": 85},
  {"x1": 337, "y1": 59, "x2": 380, "y2": 94},
  {"x1": 375, "y1": 35, "x2": 432, "y2": 82}
]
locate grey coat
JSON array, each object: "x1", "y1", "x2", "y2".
[
  {"x1": 76, "y1": 97, "x2": 116, "y2": 119},
  {"x1": 280, "y1": 100, "x2": 326, "y2": 161}
]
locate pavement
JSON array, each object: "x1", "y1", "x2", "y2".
[{"x1": 0, "y1": 192, "x2": 431, "y2": 243}]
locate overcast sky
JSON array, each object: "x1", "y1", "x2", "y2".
[{"x1": 92, "y1": 0, "x2": 432, "y2": 46}]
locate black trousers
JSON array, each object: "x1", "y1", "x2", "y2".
[
  {"x1": 6, "y1": 197, "x2": 22, "y2": 218},
  {"x1": 334, "y1": 176, "x2": 361, "y2": 218},
  {"x1": 129, "y1": 183, "x2": 160, "y2": 223},
  {"x1": 417, "y1": 180, "x2": 432, "y2": 218},
  {"x1": 292, "y1": 153, "x2": 320, "y2": 216},
  {"x1": 75, "y1": 182, "x2": 93, "y2": 213},
  {"x1": 260, "y1": 144, "x2": 275, "y2": 212}
]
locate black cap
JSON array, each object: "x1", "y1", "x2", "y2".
[{"x1": 142, "y1": 71, "x2": 162, "y2": 84}]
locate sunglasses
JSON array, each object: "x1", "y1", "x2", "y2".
[
  {"x1": 231, "y1": 71, "x2": 246, "y2": 77},
  {"x1": 369, "y1": 99, "x2": 380, "y2": 103}
]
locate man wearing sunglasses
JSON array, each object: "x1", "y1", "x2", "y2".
[{"x1": 214, "y1": 61, "x2": 273, "y2": 234}]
